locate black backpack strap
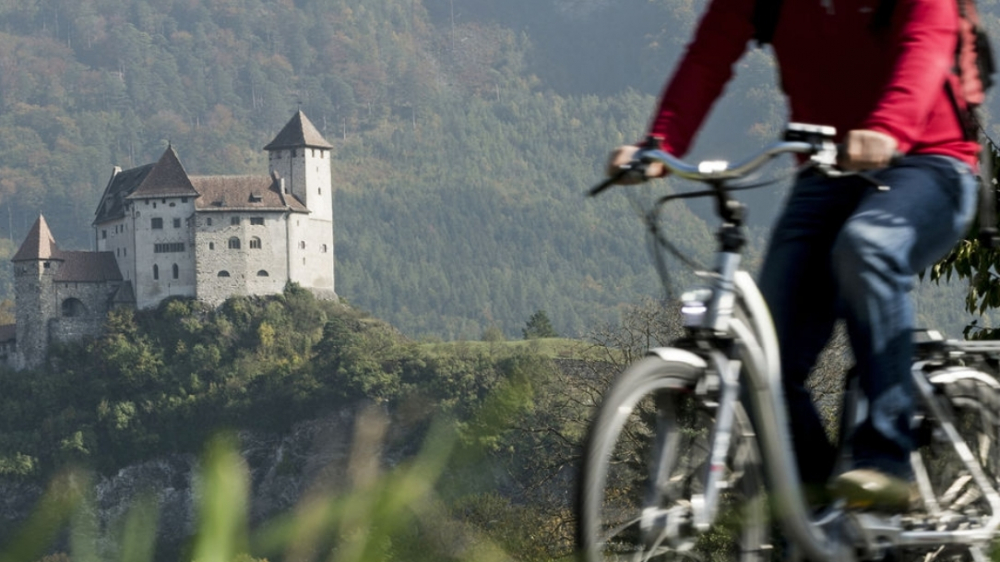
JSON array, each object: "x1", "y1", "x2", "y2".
[
  {"x1": 870, "y1": 0, "x2": 897, "y2": 31},
  {"x1": 978, "y1": 132, "x2": 1000, "y2": 248},
  {"x1": 752, "y1": 0, "x2": 784, "y2": 45},
  {"x1": 756, "y1": 0, "x2": 892, "y2": 45}
]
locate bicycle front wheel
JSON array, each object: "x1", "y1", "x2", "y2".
[{"x1": 576, "y1": 356, "x2": 770, "y2": 562}]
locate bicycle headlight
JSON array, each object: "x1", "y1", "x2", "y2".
[{"x1": 680, "y1": 288, "x2": 712, "y2": 327}]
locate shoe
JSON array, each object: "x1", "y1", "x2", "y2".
[{"x1": 829, "y1": 468, "x2": 917, "y2": 513}]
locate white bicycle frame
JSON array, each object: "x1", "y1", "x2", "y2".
[{"x1": 649, "y1": 253, "x2": 1000, "y2": 561}]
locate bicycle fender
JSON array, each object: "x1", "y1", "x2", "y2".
[
  {"x1": 927, "y1": 367, "x2": 1000, "y2": 390},
  {"x1": 646, "y1": 347, "x2": 709, "y2": 371}
]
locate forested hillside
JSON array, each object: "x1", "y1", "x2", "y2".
[{"x1": 0, "y1": 0, "x2": 992, "y2": 338}]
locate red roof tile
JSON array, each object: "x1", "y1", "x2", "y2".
[
  {"x1": 53, "y1": 251, "x2": 123, "y2": 282},
  {"x1": 191, "y1": 175, "x2": 307, "y2": 212}
]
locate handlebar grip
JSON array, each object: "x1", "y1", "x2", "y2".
[{"x1": 834, "y1": 144, "x2": 904, "y2": 169}]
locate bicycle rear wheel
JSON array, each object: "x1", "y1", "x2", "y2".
[
  {"x1": 576, "y1": 356, "x2": 770, "y2": 562},
  {"x1": 910, "y1": 374, "x2": 1000, "y2": 561}
]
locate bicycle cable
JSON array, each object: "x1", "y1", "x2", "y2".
[{"x1": 632, "y1": 162, "x2": 805, "y2": 297}]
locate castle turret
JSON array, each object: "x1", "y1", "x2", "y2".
[
  {"x1": 264, "y1": 111, "x2": 336, "y2": 297},
  {"x1": 264, "y1": 111, "x2": 334, "y2": 221},
  {"x1": 12, "y1": 216, "x2": 62, "y2": 369}
]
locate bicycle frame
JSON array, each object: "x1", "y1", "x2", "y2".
[{"x1": 656, "y1": 245, "x2": 1000, "y2": 561}]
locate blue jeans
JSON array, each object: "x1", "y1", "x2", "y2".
[{"x1": 758, "y1": 155, "x2": 977, "y2": 483}]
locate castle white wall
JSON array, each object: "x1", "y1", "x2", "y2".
[
  {"x1": 268, "y1": 148, "x2": 333, "y2": 222},
  {"x1": 288, "y1": 215, "x2": 335, "y2": 296},
  {"x1": 132, "y1": 197, "x2": 197, "y2": 309},
  {"x1": 96, "y1": 217, "x2": 136, "y2": 284}
]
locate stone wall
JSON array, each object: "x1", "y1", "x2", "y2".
[
  {"x1": 15, "y1": 261, "x2": 56, "y2": 369},
  {"x1": 194, "y1": 210, "x2": 291, "y2": 305}
]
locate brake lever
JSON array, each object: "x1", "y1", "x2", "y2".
[{"x1": 587, "y1": 162, "x2": 647, "y2": 197}]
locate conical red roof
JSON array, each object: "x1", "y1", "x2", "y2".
[
  {"x1": 264, "y1": 111, "x2": 333, "y2": 150},
  {"x1": 12, "y1": 215, "x2": 60, "y2": 262}
]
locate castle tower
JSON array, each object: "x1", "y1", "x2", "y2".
[
  {"x1": 264, "y1": 111, "x2": 336, "y2": 297},
  {"x1": 12, "y1": 216, "x2": 61, "y2": 369},
  {"x1": 264, "y1": 111, "x2": 334, "y2": 221}
]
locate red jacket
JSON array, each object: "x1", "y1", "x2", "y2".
[{"x1": 648, "y1": 0, "x2": 980, "y2": 167}]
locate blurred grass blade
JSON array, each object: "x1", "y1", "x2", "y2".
[
  {"x1": 191, "y1": 433, "x2": 249, "y2": 562},
  {"x1": 118, "y1": 493, "x2": 159, "y2": 562},
  {"x1": 0, "y1": 470, "x2": 86, "y2": 562}
]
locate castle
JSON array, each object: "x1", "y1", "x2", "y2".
[{"x1": 0, "y1": 111, "x2": 337, "y2": 370}]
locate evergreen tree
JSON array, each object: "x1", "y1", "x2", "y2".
[{"x1": 522, "y1": 309, "x2": 557, "y2": 339}]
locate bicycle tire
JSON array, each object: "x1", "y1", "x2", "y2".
[
  {"x1": 907, "y1": 374, "x2": 1000, "y2": 562},
  {"x1": 576, "y1": 356, "x2": 771, "y2": 562}
]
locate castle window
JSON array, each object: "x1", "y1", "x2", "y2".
[
  {"x1": 318, "y1": 188, "x2": 322, "y2": 195},
  {"x1": 321, "y1": 244, "x2": 328, "y2": 253},
  {"x1": 153, "y1": 203, "x2": 157, "y2": 209},
  {"x1": 169, "y1": 202, "x2": 175, "y2": 208},
  {"x1": 61, "y1": 298, "x2": 87, "y2": 318},
  {"x1": 181, "y1": 197, "x2": 188, "y2": 203},
  {"x1": 153, "y1": 264, "x2": 159, "y2": 280},
  {"x1": 151, "y1": 217, "x2": 163, "y2": 229},
  {"x1": 228, "y1": 237, "x2": 241, "y2": 249},
  {"x1": 154, "y1": 243, "x2": 185, "y2": 253},
  {"x1": 250, "y1": 237, "x2": 261, "y2": 249},
  {"x1": 231, "y1": 216, "x2": 240, "y2": 226},
  {"x1": 162, "y1": 199, "x2": 166, "y2": 204},
  {"x1": 299, "y1": 241, "x2": 306, "y2": 249},
  {"x1": 209, "y1": 242, "x2": 215, "y2": 250},
  {"x1": 249, "y1": 194, "x2": 263, "y2": 203},
  {"x1": 44, "y1": 262, "x2": 50, "y2": 269},
  {"x1": 250, "y1": 217, "x2": 264, "y2": 225},
  {"x1": 257, "y1": 270, "x2": 269, "y2": 277},
  {"x1": 207, "y1": 217, "x2": 213, "y2": 226},
  {"x1": 173, "y1": 218, "x2": 181, "y2": 228},
  {"x1": 292, "y1": 149, "x2": 297, "y2": 157},
  {"x1": 218, "y1": 270, "x2": 231, "y2": 277},
  {"x1": 102, "y1": 230, "x2": 107, "y2": 239},
  {"x1": 172, "y1": 264, "x2": 179, "y2": 279}
]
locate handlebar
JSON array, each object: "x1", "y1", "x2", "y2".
[{"x1": 589, "y1": 123, "x2": 840, "y2": 197}]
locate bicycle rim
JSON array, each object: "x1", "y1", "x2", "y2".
[{"x1": 576, "y1": 357, "x2": 770, "y2": 562}]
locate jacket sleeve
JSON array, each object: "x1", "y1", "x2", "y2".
[
  {"x1": 860, "y1": 0, "x2": 959, "y2": 153},
  {"x1": 647, "y1": 0, "x2": 757, "y2": 157}
]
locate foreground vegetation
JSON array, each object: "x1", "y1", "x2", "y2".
[{"x1": 0, "y1": 286, "x2": 675, "y2": 561}]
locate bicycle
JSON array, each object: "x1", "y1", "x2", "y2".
[{"x1": 576, "y1": 123, "x2": 1000, "y2": 562}]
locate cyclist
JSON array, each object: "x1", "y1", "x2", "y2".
[{"x1": 608, "y1": 0, "x2": 979, "y2": 512}]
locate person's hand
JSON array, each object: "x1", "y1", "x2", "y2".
[
  {"x1": 840, "y1": 129, "x2": 899, "y2": 170},
  {"x1": 606, "y1": 145, "x2": 666, "y2": 184}
]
